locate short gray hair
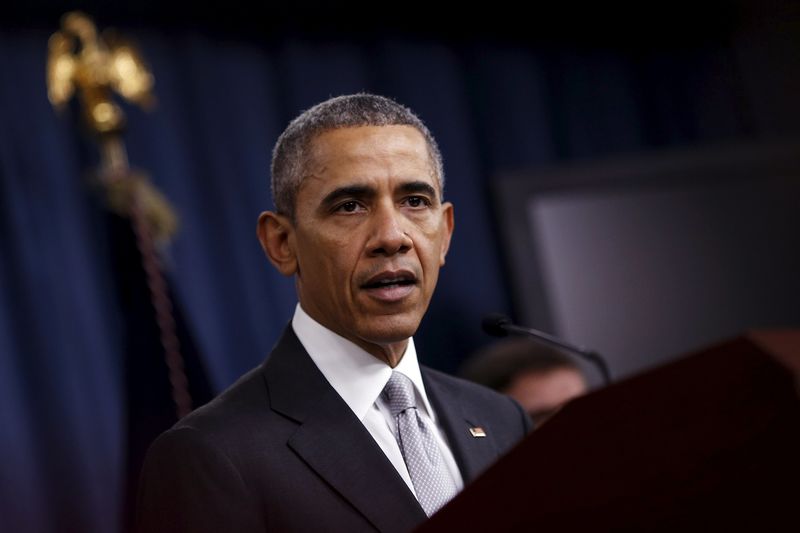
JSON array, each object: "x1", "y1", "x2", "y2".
[{"x1": 270, "y1": 93, "x2": 444, "y2": 219}]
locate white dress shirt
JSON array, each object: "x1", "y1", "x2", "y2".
[{"x1": 291, "y1": 304, "x2": 464, "y2": 499}]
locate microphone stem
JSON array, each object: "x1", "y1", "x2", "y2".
[
  {"x1": 505, "y1": 324, "x2": 612, "y2": 385},
  {"x1": 584, "y1": 351, "x2": 612, "y2": 386}
]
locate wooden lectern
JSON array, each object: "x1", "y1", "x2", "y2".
[{"x1": 418, "y1": 330, "x2": 800, "y2": 532}]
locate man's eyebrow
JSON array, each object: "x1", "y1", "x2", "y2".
[
  {"x1": 320, "y1": 185, "x2": 375, "y2": 208},
  {"x1": 398, "y1": 181, "x2": 439, "y2": 200}
]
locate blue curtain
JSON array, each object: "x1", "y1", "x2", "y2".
[
  {"x1": 1, "y1": 20, "x2": 798, "y2": 533},
  {"x1": 0, "y1": 31, "x2": 125, "y2": 533}
]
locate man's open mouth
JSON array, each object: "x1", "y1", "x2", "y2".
[{"x1": 361, "y1": 271, "x2": 418, "y2": 290}]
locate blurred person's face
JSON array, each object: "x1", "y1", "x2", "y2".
[
  {"x1": 504, "y1": 367, "x2": 587, "y2": 426},
  {"x1": 258, "y1": 125, "x2": 454, "y2": 366}
]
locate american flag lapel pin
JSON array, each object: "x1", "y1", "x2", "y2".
[{"x1": 469, "y1": 426, "x2": 487, "y2": 438}]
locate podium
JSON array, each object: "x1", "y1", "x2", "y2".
[{"x1": 419, "y1": 330, "x2": 800, "y2": 532}]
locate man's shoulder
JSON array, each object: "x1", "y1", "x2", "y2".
[
  {"x1": 422, "y1": 365, "x2": 528, "y2": 419},
  {"x1": 151, "y1": 363, "x2": 276, "y2": 454},
  {"x1": 182, "y1": 365, "x2": 266, "y2": 424},
  {"x1": 423, "y1": 365, "x2": 509, "y2": 402},
  {"x1": 170, "y1": 325, "x2": 301, "y2": 434},
  {"x1": 421, "y1": 365, "x2": 533, "y2": 450}
]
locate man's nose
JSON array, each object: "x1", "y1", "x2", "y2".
[{"x1": 367, "y1": 204, "x2": 412, "y2": 256}]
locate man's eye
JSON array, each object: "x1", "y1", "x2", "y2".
[
  {"x1": 405, "y1": 196, "x2": 430, "y2": 208},
  {"x1": 336, "y1": 201, "x2": 361, "y2": 213}
]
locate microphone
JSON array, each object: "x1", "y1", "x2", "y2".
[{"x1": 482, "y1": 313, "x2": 612, "y2": 386}]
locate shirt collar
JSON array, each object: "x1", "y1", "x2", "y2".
[{"x1": 291, "y1": 303, "x2": 436, "y2": 422}]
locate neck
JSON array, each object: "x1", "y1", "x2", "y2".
[
  {"x1": 355, "y1": 338, "x2": 409, "y2": 368},
  {"x1": 297, "y1": 304, "x2": 410, "y2": 368}
]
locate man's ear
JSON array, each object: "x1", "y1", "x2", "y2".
[
  {"x1": 439, "y1": 202, "x2": 454, "y2": 265},
  {"x1": 257, "y1": 211, "x2": 298, "y2": 277}
]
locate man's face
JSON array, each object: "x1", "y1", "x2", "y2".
[{"x1": 283, "y1": 125, "x2": 453, "y2": 360}]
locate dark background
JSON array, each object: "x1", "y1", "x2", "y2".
[{"x1": 1, "y1": 1, "x2": 798, "y2": 532}]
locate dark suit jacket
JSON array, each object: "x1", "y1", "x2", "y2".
[{"x1": 136, "y1": 326, "x2": 531, "y2": 533}]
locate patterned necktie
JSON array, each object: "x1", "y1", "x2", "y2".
[{"x1": 382, "y1": 371, "x2": 458, "y2": 516}]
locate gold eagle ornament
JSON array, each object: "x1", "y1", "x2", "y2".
[{"x1": 46, "y1": 11, "x2": 177, "y2": 244}]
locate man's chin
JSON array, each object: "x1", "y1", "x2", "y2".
[{"x1": 356, "y1": 315, "x2": 421, "y2": 346}]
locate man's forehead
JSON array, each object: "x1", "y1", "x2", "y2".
[
  {"x1": 302, "y1": 125, "x2": 440, "y2": 193},
  {"x1": 308, "y1": 124, "x2": 430, "y2": 161}
]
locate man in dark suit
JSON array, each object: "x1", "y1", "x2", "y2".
[{"x1": 136, "y1": 93, "x2": 531, "y2": 532}]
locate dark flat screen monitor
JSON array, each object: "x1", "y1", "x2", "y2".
[{"x1": 493, "y1": 140, "x2": 800, "y2": 385}]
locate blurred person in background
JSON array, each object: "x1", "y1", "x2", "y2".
[{"x1": 459, "y1": 337, "x2": 588, "y2": 427}]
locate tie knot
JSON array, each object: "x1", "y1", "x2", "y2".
[{"x1": 382, "y1": 371, "x2": 417, "y2": 416}]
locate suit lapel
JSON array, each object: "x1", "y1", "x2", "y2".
[
  {"x1": 422, "y1": 369, "x2": 501, "y2": 483},
  {"x1": 263, "y1": 327, "x2": 427, "y2": 533}
]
